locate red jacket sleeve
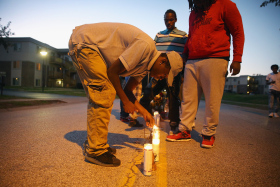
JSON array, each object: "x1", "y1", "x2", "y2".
[{"x1": 223, "y1": 1, "x2": 245, "y2": 62}]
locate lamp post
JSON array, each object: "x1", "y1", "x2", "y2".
[{"x1": 40, "y1": 50, "x2": 47, "y2": 92}]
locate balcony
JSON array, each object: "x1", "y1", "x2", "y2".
[{"x1": 49, "y1": 57, "x2": 63, "y2": 65}]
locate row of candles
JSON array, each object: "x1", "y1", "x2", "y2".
[{"x1": 143, "y1": 111, "x2": 161, "y2": 176}]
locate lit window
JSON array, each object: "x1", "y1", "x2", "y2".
[
  {"x1": 36, "y1": 63, "x2": 41, "y2": 71},
  {"x1": 13, "y1": 61, "x2": 20, "y2": 69}
]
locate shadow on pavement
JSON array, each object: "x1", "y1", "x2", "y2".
[
  {"x1": 64, "y1": 130, "x2": 143, "y2": 151},
  {"x1": 190, "y1": 130, "x2": 202, "y2": 143},
  {"x1": 111, "y1": 109, "x2": 120, "y2": 119}
]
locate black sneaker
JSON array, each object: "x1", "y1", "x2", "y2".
[
  {"x1": 85, "y1": 151, "x2": 121, "y2": 167},
  {"x1": 83, "y1": 140, "x2": 116, "y2": 155},
  {"x1": 129, "y1": 119, "x2": 143, "y2": 127}
]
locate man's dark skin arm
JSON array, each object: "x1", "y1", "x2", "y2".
[
  {"x1": 107, "y1": 58, "x2": 136, "y2": 114},
  {"x1": 230, "y1": 61, "x2": 241, "y2": 75},
  {"x1": 107, "y1": 58, "x2": 154, "y2": 126},
  {"x1": 124, "y1": 77, "x2": 154, "y2": 126}
]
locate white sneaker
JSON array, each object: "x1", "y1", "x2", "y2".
[
  {"x1": 273, "y1": 113, "x2": 279, "y2": 118},
  {"x1": 269, "y1": 113, "x2": 274, "y2": 118}
]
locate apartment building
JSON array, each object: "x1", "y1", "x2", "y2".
[
  {"x1": 224, "y1": 75, "x2": 269, "y2": 94},
  {"x1": 0, "y1": 37, "x2": 78, "y2": 88}
]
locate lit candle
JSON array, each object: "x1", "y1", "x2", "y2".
[
  {"x1": 144, "y1": 143, "x2": 153, "y2": 176},
  {"x1": 152, "y1": 138, "x2": 160, "y2": 162},
  {"x1": 153, "y1": 111, "x2": 159, "y2": 126},
  {"x1": 152, "y1": 125, "x2": 160, "y2": 162}
]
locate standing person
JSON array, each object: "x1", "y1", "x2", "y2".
[
  {"x1": 166, "y1": 0, "x2": 245, "y2": 149},
  {"x1": 68, "y1": 22, "x2": 183, "y2": 166},
  {"x1": 266, "y1": 64, "x2": 280, "y2": 118},
  {"x1": 140, "y1": 9, "x2": 188, "y2": 133}
]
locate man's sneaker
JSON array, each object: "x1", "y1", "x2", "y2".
[
  {"x1": 273, "y1": 113, "x2": 279, "y2": 118},
  {"x1": 201, "y1": 135, "x2": 215, "y2": 148},
  {"x1": 85, "y1": 151, "x2": 121, "y2": 167},
  {"x1": 166, "y1": 130, "x2": 191, "y2": 141},
  {"x1": 129, "y1": 119, "x2": 143, "y2": 127},
  {"x1": 83, "y1": 140, "x2": 116, "y2": 155},
  {"x1": 269, "y1": 113, "x2": 274, "y2": 118},
  {"x1": 120, "y1": 116, "x2": 130, "y2": 122}
]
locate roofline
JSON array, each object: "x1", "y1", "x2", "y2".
[{"x1": 3, "y1": 37, "x2": 68, "y2": 51}]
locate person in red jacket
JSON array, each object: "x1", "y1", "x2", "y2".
[{"x1": 166, "y1": 0, "x2": 245, "y2": 148}]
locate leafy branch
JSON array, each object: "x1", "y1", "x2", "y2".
[
  {"x1": 0, "y1": 18, "x2": 15, "y2": 52},
  {"x1": 260, "y1": 0, "x2": 280, "y2": 7}
]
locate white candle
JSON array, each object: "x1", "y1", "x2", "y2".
[
  {"x1": 152, "y1": 125, "x2": 160, "y2": 162},
  {"x1": 152, "y1": 138, "x2": 160, "y2": 162},
  {"x1": 153, "y1": 125, "x2": 160, "y2": 137},
  {"x1": 153, "y1": 111, "x2": 159, "y2": 126},
  {"x1": 144, "y1": 143, "x2": 153, "y2": 176}
]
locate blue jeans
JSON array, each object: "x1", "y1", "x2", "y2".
[{"x1": 269, "y1": 89, "x2": 280, "y2": 113}]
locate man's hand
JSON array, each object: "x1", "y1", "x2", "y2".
[
  {"x1": 123, "y1": 100, "x2": 137, "y2": 114},
  {"x1": 142, "y1": 110, "x2": 154, "y2": 128},
  {"x1": 230, "y1": 61, "x2": 241, "y2": 75}
]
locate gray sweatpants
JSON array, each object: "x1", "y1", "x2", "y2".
[{"x1": 179, "y1": 58, "x2": 228, "y2": 136}]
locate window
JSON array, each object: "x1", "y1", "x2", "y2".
[
  {"x1": 13, "y1": 61, "x2": 20, "y2": 69},
  {"x1": 36, "y1": 63, "x2": 41, "y2": 71},
  {"x1": 13, "y1": 77, "x2": 20, "y2": 86},
  {"x1": 36, "y1": 79, "x2": 41, "y2": 86},
  {"x1": 14, "y1": 43, "x2": 22, "y2": 51},
  {"x1": 37, "y1": 46, "x2": 42, "y2": 54}
]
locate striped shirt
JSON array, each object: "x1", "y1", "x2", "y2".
[{"x1": 154, "y1": 28, "x2": 188, "y2": 55}]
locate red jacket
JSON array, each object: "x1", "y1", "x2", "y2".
[{"x1": 183, "y1": 0, "x2": 245, "y2": 62}]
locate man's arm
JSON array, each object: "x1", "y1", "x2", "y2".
[
  {"x1": 107, "y1": 58, "x2": 136, "y2": 114},
  {"x1": 125, "y1": 77, "x2": 155, "y2": 126},
  {"x1": 224, "y1": 1, "x2": 245, "y2": 76}
]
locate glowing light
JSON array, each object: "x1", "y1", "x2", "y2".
[
  {"x1": 152, "y1": 125, "x2": 160, "y2": 162},
  {"x1": 40, "y1": 51, "x2": 47, "y2": 56}
]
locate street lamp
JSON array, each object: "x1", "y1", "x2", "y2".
[{"x1": 40, "y1": 50, "x2": 47, "y2": 92}]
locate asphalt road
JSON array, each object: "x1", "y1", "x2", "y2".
[{"x1": 0, "y1": 91, "x2": 279, "y2": 186}]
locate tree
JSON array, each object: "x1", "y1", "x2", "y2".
[
  {"x1": 0, "y1": 18, "x2": 15, "y2": 52},
  {"x1": 260, "y1": 0, "x2": 280, "y2": 7}
]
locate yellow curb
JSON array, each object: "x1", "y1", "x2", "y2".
[{"x1": 156, "y1": 130, "x2": 167, "y2": 187}]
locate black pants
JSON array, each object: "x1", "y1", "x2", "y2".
[{"x1": 140, "y1": 73, "x2": 182, "y2": 124}]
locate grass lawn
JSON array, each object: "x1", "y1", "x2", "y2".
[
  {"x1": 4, "y1": 86, "x2": 87, "y2": 97},
  {"x1": 1, "y1": 87, "x2": 269, "y2": 111}
]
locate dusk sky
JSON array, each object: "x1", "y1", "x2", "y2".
[{"x1": 1, "y1": 0, "x2": 279, "y2": 77}]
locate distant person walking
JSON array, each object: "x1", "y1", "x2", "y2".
[
  {"x1": 166, "y1": 0, "x2": 245, "y2": 148},
  {"x1": 266, "y1": 64, "x2": 280, "y2": 118}
]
